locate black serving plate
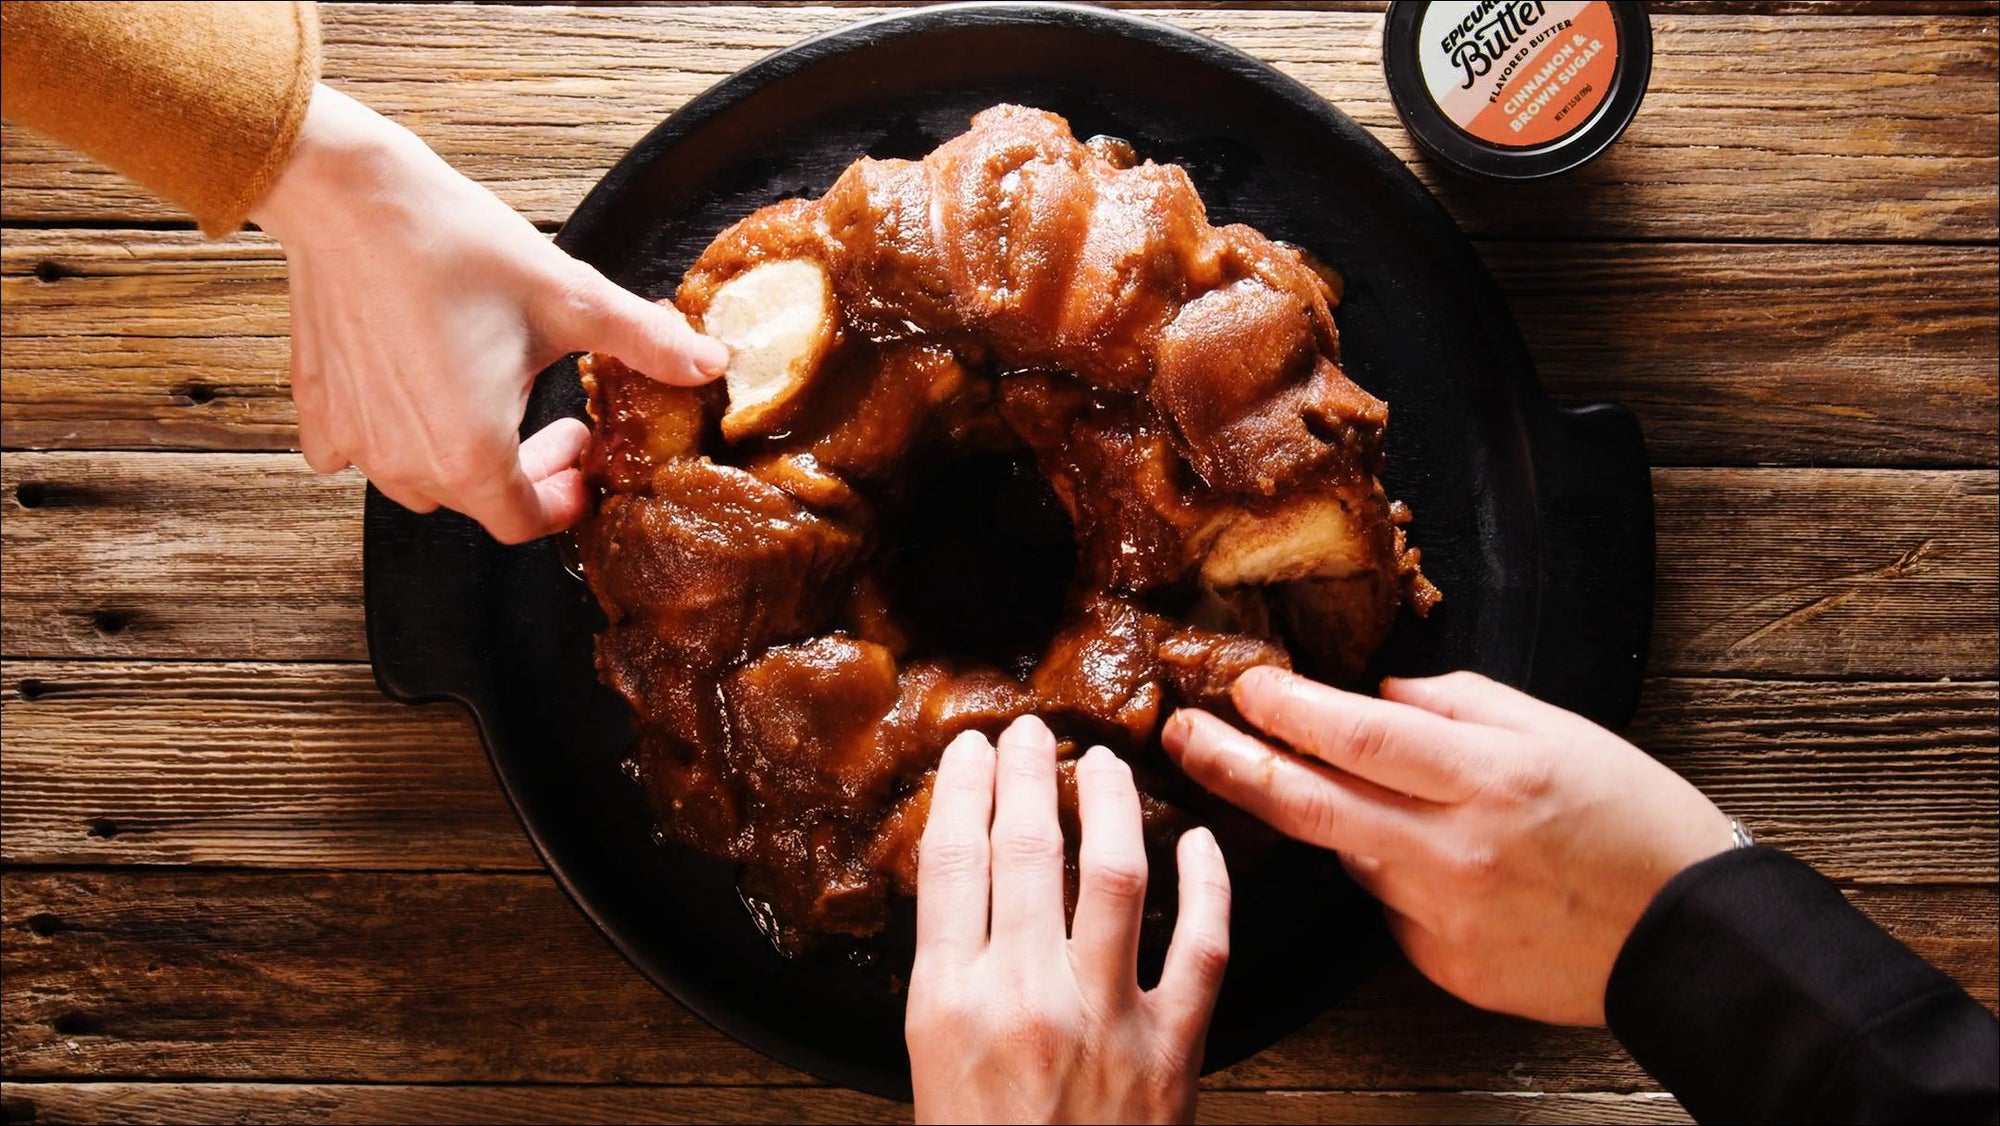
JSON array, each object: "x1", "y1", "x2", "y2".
[{"x1": 364, "y1": 2, "x2": 1653, "y2": 1101}]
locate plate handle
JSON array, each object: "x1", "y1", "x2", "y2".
[
  {"x1": 1522, "y1": 400, "x2": 1655, "y2": 727},
  {"x1": 363, "y1": 487, "x2": 495, "y2": 708}
]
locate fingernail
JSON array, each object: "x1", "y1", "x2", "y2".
[
  {"x1": 1186, "y1": 826, "x2": 1219, "y2": 854},
  {"x1": 1250, "y1": 666, "x2": 1307, "y2": 714},
  {"x1": 1232, "y1": 665, "x2": 1279, "y2": 701},
  {"x1": 691, "y1": 334, "x2": 730, "y2": 377},
  {"x1": 944, "y1": 729, "x2": 992, "y2": 761},
  {"x1": 1005, "y1": 713, "x2": 1052, "y2": 743},
  {"x1": 1162, "y1": 709, "x2": 1209, "y2": 756}
]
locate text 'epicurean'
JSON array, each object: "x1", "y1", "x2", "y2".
[{"x1": 1440, "y1": 0, "x2": 1551, "y2": 89}]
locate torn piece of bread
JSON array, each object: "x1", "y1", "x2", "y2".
[
  {"x1": 1197, "y1": 481, "x2": 1394, "y2": 589},
  {"x1": 702, "y1": 258, "x2": 837, "y2": 441}
]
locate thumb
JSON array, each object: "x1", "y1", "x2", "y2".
[{"x1": 550, "y1": 262, "x2": 729, "y2": 386}]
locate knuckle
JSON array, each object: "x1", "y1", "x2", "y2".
[
  {"x1": 1438, "y1": 669, "x2": 1491, "y2": 693},
  {"x1": 1180, "y1": 933, "x2": 1231, "y2": 984},
  {"x1": 1273, "y1": 785, "x2": 1340, "y2": 846},
  {"x1": 1189, "y1": 866, "x2": 1233, "y2": 907},
  {"x1": 1432, "y1": 945, "x2": 1486, "y2": 996},
  {"x1": 549, "y1": 257, "x2": 605, "y2": 309},
  {"x1": 433, "y1": 432, "x2": 515, "y2": 497},
  {"x1": 999, "y1": 748, "x2": 1052, "y2": 782},
  {"x1": 904, "y1": 989, "x2": 970, "y2": 1042},
  {"x1": 1493, "y1": 754, "x2": 1553, "y2": 803},
  {"x1": 1081, "y1": 853, "x2": 1148, "y2": 902},
  {"x1": 360, "y1": 461, "x2": 411, "y2": 494},
  {"x1": 917, "y1": 835, "x2": 984, "y2": 881},
  {"x1": 994, "y1": 823, "x2": 1065, "y2": 867},
  {"x1": 1443, "y1": 840, "x2": 1501, "y2": 884},
  {"x1": 934, "y1": 771, "x2": 990, "y2": 805},
  {"x1": 992, "y1": 1007, "x2": 1072, "y2": 1067},
  {"x1": 1436, "y1": 913, "x2": 1481, "y2": 952},
  {"x1": 903, "y1": 1007, "x2": 941, "y2": 1045},
  {"x1": 1335, "y1": 714, "x2": 1393, "y2": 769},
  {"x1": 373, "y1": 459, "x2": 425, "y2": 497},
  {"x1": 430, "y1": 448, "x2": 491, "y2": 495},
  {"x1": 521, "y1": 261, "x2": 596, "y2": 346}
]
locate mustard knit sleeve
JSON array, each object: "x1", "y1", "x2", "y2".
[{"x1": 0, "y1": 1, "x2": 321, "y2": 237}]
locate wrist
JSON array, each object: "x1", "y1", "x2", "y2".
[{"x1": 251, "y1": 84, "x2": 415, "y2": 244}]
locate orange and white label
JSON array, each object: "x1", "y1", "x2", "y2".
[{"x1": 1418, "y1": 1, "x2": 1619, "y2": 148}]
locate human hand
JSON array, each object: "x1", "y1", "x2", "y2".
[
  {"x1": 1162, "y1": 670, "x2": 1733, "y2": 1026},
  {"x1": 906, "y1": 716, "x2": 1231, "y2": 1124},
  {"x1": 251, "y1": 84, "x2": 727, "y2": 543}
]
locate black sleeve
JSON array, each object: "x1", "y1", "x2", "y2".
[{"x1": 1605, "y1": 846, "x2": 1998, "y2": 1124}]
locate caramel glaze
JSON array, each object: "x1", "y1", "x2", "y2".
[{"x1": 576, "y1": 106, "x2": 1438, "y2": 952}]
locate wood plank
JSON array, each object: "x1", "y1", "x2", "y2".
[
  {"x1": 2, "y1": 662, "x2": 1991, "y2": 882},
  {"x1": 2, "y1": 871, "x2": 1988, "y2": 1087},
  {"x1": 0, "y1": 455, "x2": 363, "y2": 662},
  {"x1": 1486, "y1": 241, "x2": 2000, "y2": 468},
  {"x1": 0, "y1": 662, "x2": 529, "y2": 871},
  {"x1": 1650, "y1": 468, "x2": 1998, "y2": 678},
  {"x1": 0, "y1": 231, "x2": 295, "y2": 451},
  {"x1": 1628, "y1": 678, "x2": 1999, "y2": 883},
  {"x1": 2, "y1": 8, "x2": 1993, "y2": 240},
  {"x1": 5, "y1": 453, "x2": 1995, "y2": 677},
  {"x1": 0, "y1": 1082, "x2": 1698, "y2": 1125},
  {"x1": 8, "y1": 232, "x2": 1994, "y2": 467}
]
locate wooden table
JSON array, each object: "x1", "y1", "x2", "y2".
[{"x1": 2, "y1": 3, "x2": 1995, "y2": 1123}]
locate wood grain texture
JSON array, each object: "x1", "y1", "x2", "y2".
[
  {"x1": 0, "y1": 662, "x2": 527, "y2": 871},
  {"x1": 486, "y1": 2, "x2": 2000, "y2": 14},
  {"x1": 2, "y1": 4, "x2": 1993, "y2": 1122},
  {"x1": 2, "y1": 662, "x2": 1991, "y2": 881},
  {"x1": 1627, "y1": 678, "x2": 2000, "y2": 883},
  {"x1": 1649, "y1": 468, "x2": 1998, "y2": 678},
  {"x1": 1485, "y1": 241, "x2": 2000, "y2": 468},
  {"x1": 0, "y1": 1083, "x2": 1697, "y2": 1125},
  {"x1": 5, "y1": 453, "x2": 1995, "y2": 676},
  {"x1": 2, "y1": 871, "x2": 1990, "y2": 1088},
  {"x1": 3, "y1": 8, "x2": 1994, "y2": 240},
  {"x1": 7, "y1": 232, "x2": 1994, "y2": 467},
  {"x1": 0, "y1": 455, "x2": 363, "y2": 661}
]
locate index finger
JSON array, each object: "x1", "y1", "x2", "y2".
[
  {"x1": 456, "y1": 421, "x2": 588, "y2": 545},
  {"x1": 1162, "y1": 708, "x2": 1435, "y2": 859},
  {"x1": 1232, "y1": 667, "x2": 1491, "y2": 802}
]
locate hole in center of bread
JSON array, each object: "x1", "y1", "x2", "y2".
[{"x1": 878, "y1": 448, "x2": 1076, "y2": 676}]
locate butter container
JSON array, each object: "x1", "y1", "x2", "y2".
[{"x1": 1383, "y1": 1, "x2": 1653, "y2": 180}]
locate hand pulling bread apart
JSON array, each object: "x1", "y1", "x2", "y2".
[{"x1": 699, "y1": 258, "x2": 837, "y2": 441}]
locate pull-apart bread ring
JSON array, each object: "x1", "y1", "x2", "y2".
[{"x1": 576, "y1": 105, "x2": 1438, "y2": 950}]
